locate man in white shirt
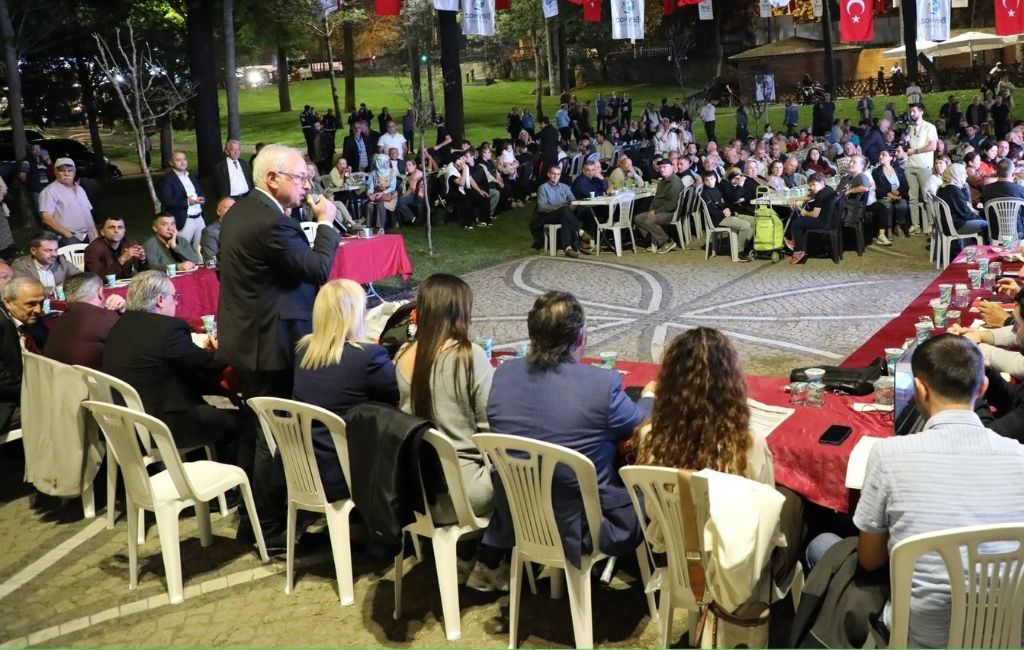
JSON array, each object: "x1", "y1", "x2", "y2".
[
  {"x1": 701, "y1": 101, "x2": 717, "y2": 144},
  {"x1": 905, "y1": 82, "x2": 923, "y2": 105},
  {"x1": 905, "y1": 103, "x2": 938, "y2": 234},
  {"x1": 38, "y1": 158, "x2": 98, "y2": 246},
  {"x1": 160, "y1": 151, "x2": 207, "y2": 251},
  {"x1": 376, "y1": 120, "x2": 407, "y2": 159},
  {"x1": 213, "y1": 139, "x2": 253, "y2": 200}
]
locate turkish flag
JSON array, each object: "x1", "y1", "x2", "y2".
[
  {"x1": 585, "y1": 0, "x2": 602, "y2": 20},
  {"x1": 665, "y1": 0, "x2": 675, "y2": 13},
  {"x1": 567, "y1": 0, "x2": 583, "y2": 4},
  {"x1": 996, "y1": 0, "x2": 1024, "y2": 35},
  {"x1": 496, "y1": 0, "x2": 510, "y2": 8},
  {"x1": 839, "y1": 0, "x2": 874, "y2": 42},
  {"x1": 375, "y1": 0, "x2": 400, "y2": 14}
]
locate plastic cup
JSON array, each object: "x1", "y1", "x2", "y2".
[
  {"x1": 885, "y1": 347, "x2": 904, "y2": 375},
  {"x1": 42, "y1": 298, "x2": 51, "y2": 314},
  {"x1": 873, "y1": 376, "x2": 895, "y2": 406},
  {"x1": 104, "y1": 274, "x2": 116, "y2": 287},
  {"x1": 804, "y1": 367, "x2": 826, "y2": 387},
  {"x1": 55, "y1": 284, "x2": 65, "y2": 301},
  {"x1": 789, "y1": 382, "x2": 808, "y2": 406},
  {"x1": 953, "y1": 284, "x2": 970, "y2": 308},
  {"x1": 589, "y1": 191, "x2": 596, "y2": 199},
  {"x1": 806, "y1": 384, "x2": 825, "y2": 408},
  {"x1": 930, "y1": 299, "x2": 948, "y2": 328},
  {"x1": 968, "y1": 269, "x2": 983, "y2": 289},
  {"x1": 983, "y1": 273, "x2": 996, "y2": 291},
  {"x1": 915, "y1": 320, "x2": 933, "y2": 343},
  {"x1": 475, "y1": 337, "x2": 493, "y2": 361},
  {"x1": 966, "y1": 247, "x2": 977, "y2": 264},
  {"x1": 362, "y1": 227, "x2": 371, "y2": 238},
  {"x1": 599, "y1": 350, "x2": 618, "y2": 370},
  {"x1": 514, "y1": 342, "x2": 529, "y2": 358},
  {"x1": 938, "y1": 283, "x2": 952, "y2": 304},
  {"x1": 945, "y1": 309, "x2": 961, "y2": 328},
  {"x1": 979, "y1": 257, "x2": 990, "y2": 275},
  {"x1": 991, "y1": 261, "x2": 1003, "y2": 278},
  {"x1": 201, "y1": 314, "x2": 216, "y2": 334},
  {"x1": 165, "y1": 264, "x2": 177, "y2": 278}
]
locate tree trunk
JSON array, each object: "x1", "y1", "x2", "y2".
[
  {"x1": 902, "y1": 0, "x2": 919, "y2": 81},
  {"x1": 0, "y1": 0, "x2": 26, "y2": 162},
  {"x1": 821, "y1": 0, "x2": 836, "y2": 94},
  {"x1": 160, "y1": 117, "x2": 173, "y2": 169},
  {"x1": 532, "y1": 28, "x2": 543, "y2": 117},
  {"x1": 408, "y1": 40, "x2": 422, "y2": 112},
  {"x1": 74, "y1": 50, "x2": 106, "y2": 180},
  {"x1": 342, "y1": 21, "x2": 356, "y2": 112},
  {"x1": 557, "y1": 19, "x2": 569, "y2": 92},
  {"x1": 713, "y1": 0, "x2": 724, "y2": 77},
  {"x1": 545, "y1": 17, "x2": 558, "y2": 96},
  {"x1": 224, "y1": 0, "x2": 241, "y2": 140},
  {"x1": 186, "y1": 0, "x2": 223, "y2": 178},
  {"x1": 277, "y1": 44, "x2": 291, "y2": 112},
  {"x1": 324, "y1": 19, "x2": 342, "y2": 119},
  {"x1": 437, "y1": 10, "x2": 465, "y2": 142}
]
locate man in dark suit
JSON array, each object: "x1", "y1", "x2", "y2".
[
  {"x1": 44, "y1": 273, "x2": 124, "y2": 369},
  {"x1": 536, "y1": 116, "x2": 560, "y2": 180},
  {"x1": 342, "y1": 122, "x2": 372, "y2": 172},
  {"x1": 103, "y1": 270, "x2": 240, "y2": 450},
  {"x1": 212, "y1": 139, "x2": 254, "y2": 200},
  {"x1": 0, "y1": 277, "x2": 46, "y2": 431},
  {"x1": 217, "y1": 143, "x2": 340, "y2": 541},
  {"x1": 160, "y1": 151, "x2": 207, "y2": 252},
  {"x1": 475, "y1": 291, "x2": 656, "y2": 588}
]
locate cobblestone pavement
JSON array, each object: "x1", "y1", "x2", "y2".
[{"x1": 1, "y1": 235, "x2": 938, "y2": 648}]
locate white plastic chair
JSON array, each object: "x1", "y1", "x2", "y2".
[
  {"x1": 76, "y1": 366, "x2": 225, "y2": 534},
  {"x1": 57, "y1": 243, "x2": 88, "y2": 272},
  {"x1": 83, "y1": 401, "x2": 269, "y2": 604},
  {"x1": 668, "y1": 188, "x2": 690, "y2": 246},
  {"x1": 983, "y1": 198, "x2": 1024, "y2": 242},
  {"x1": 700, "y1": 197, "x2": 740, "y2": 262},
  {"x1": 393, "y1": 428, "x2": 492, "y2": 640},
  {"x1": 299, "y1": 221, "x2": 319, "y2": 245},
  {"x1": 247, "y1": 397, "x2": 356, "y2": 606},
  {"x1": 543, "y1": 223, "x2": 561, "y2": 257},
  {"x1": 890, "y1": 523, "x2": 1024, "y2": 648},
  {"x1": 473, "y1": 433, "x2": 641, "y2": 649},
  {"x1": 597, "y1": 191, "x2": 637, "y2": 257},
  {"x1": 930, "y1": 193, "x2": 985, "y2": 270},
  {"x1": 567, "y1": 154, "x2": 584, "y2": 180}
]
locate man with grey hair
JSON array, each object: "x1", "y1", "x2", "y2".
[
  {"x1": 44, "y1": 273, "x2": 123, "y2": 368},
  {"x1": 218, "y1": 143, "x2": 339, "y2": 544},
  {"x1": 103, "y1": 271, "x2": 241, "y2": 450},
  {"x1": 213, "y1": 139, "x2": 253, "y2": 200},
  {"x1": 0, "y1": 277, "x2": 46, "y2": 430}
]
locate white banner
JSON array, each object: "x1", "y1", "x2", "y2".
[
  {"x1": 917, "y1": 0, "x2": 950, "y2": 40},
  {"x1": 542, "y1": 0, "x2": 559, "y2": 18},
  {"x1": 433, "y1": 0, "x2": 459, "y2": 9},
  {"x1": 461, "y1": 0, "x2": 495, "y2": 35},
  {"x1": 813, "y1": 0, "x2": 823, "y2": 15},
  {"x1": 611, "y1": 0, "x2": 645, "y2": 39},
  {"x1": 698, "y1": 0, "x2": 713, "y2": 19},
  {"x1": 759, "y1": 0, "x2": 772, "y2": 17},
  {"x1": 951, "y1": 0, "x2": 967, "y2": 7}
]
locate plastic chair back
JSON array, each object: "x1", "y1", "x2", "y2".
[
  {"x1": 609, "y1": 191, "x2": 636, "y2": 227},
  {"x1": 76, "y1": 365, "x2": 150, "y2": 438},
  {"x1": 299, "y1": 221, "x2": 319, "y2": 244},
  {"x1": 890, "y1": 523, "x2": 1024, "y2": 648},
  {"x1": 83, "y1": 401, "x2": 161, "y2": 510},
  {"x1": 247, "y1": 397, "x2": 349, "y2": 509},
  {"x1": 983, "y1": 198, "x2": 1024, "y2": 241},
  {"x1": 933, "y1": 194, "x2": 960, "y2": 237},
  {"x1": 57, "y1": 243, "x2": 88, "y2": 272},
  {"x1": 472, "y1": 433, "x2": 603, "y2": 567}
]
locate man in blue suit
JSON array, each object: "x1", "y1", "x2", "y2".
[
  {"x1": 478, "y1": 291, "x2": 656, "y2": 587},
  {"x1": 160, "y1": 151, "x2": 207, "y2": 254}
]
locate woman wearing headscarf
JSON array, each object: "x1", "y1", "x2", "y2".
[
  {"x1": 936, "y1": 163, "x2": 989, "y2": 240},
  {"x1": 367, "y1": 153, "x2": 398, "y2": 234}
]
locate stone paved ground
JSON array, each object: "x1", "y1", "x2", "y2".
[{"x1": 1, "y1": 234, "x2": 938, "y2": 648}]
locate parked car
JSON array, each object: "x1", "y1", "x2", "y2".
[
  {"x1": 0, "y1": 129, "x2": 46, "y2": 144},
  {"x1": 0, "y1": 137, "x2": 121, "y2": 182}
]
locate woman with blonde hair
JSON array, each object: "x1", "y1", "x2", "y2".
[
  {"x1": 395, "y1": 273, "x2": 494, "y2": 520},
  {"x1": 292, "y1": 279, "x2": 399, "y2": 501}
]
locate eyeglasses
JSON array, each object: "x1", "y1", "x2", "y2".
[
  {"x1": 162, "y1": 292, "x2": 180, "y2": 303},
  {"x1": 275, "y1": 171, "x2": 313, "y2": 186}
]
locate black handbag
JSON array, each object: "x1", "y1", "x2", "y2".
[{"x1": 789, "y1": 358, "x2": 886, "y2": 396}]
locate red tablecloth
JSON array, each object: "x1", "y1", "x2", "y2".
[
  {"x1": 328, "y1": 234, "x2": 414, "y2": 284},
  {"x1": 842, "y1": 247, "x2": 1018, "y2": 368},
  {"x1": 598, "y1": 359, "x2": 891, "y2": 513},
  {"x1": 106, "y1": 267, "x2": 220, "y2": 331}
]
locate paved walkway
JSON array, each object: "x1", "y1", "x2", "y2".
[{"x1": 1, "y1": 235, "x2": 938, "y2": 648}]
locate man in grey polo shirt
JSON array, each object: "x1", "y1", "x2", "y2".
[{"x1": 807, "y1": 335, "x2": 1024, "y2": 647}]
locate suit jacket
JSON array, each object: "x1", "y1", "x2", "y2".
[
  {"x1": 342, "y1": 135, "x2": 371, "y2": 172},
  {"x1": 83, "y1": 237, "x2": 144, "y2": 279},
  {"x1": 871, "y1": 165, "x2": 909, "y2": 201},
  {"x1": 44, "y1": 302, "x2": 120, "y2": 369},
  {"x1": 160, "y1": 171, "x2": 206, "y2": 229},
  {"x1": 102, "y1": 310, "x2": 223, "y2": 419},
  {"x1": 212, "y1": 157, "x2": 253, "y2": 199},
  {"x1": 484, "y1": 358, "x2": 653, "y2": 567},
  {"x1": 199, "y1": 220, "x2": 223, "y2": 261},
  {"x1": 11, "y1": 255, "x2": 81, "y2": 286},
  {"x1": 217, "y1": 189, "x2": 340, "y2": 373},
  {"x1": 0, "y1": 309, "x2": 47, "y2": 429}
]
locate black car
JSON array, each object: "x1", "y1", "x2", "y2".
[
  {"x1": 0, "y1": 137, "x2": 121, "y2": 182},
  {"x1": 0, "y1": 129, "x2": 46, "y2": 144}
]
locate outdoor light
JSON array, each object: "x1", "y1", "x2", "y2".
[{"x1": 420, "y1": 52, "x2": 429, "y2": 63}]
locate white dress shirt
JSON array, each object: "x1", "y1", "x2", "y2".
[
  {"x1": 176, "y1": 171, "x2": 203, "y2": 216},
  {"x1": 226, "y1": 157, "x2": 249, "y2": 196}
]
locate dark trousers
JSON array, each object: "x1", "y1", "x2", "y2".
[
  {"x1": 541, "y1": 206, "x2": 582, "y2": 250},
  {"x1": 704, "y1": 120, "x2": 716, "y2": 144},
  {"x1": 235, "y1": 368, "x2": 293, "y2": 539},
  {"x1": 790, "y1": 216, "x2": 821, "y2": 252}
]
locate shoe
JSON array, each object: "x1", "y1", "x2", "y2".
[
  {"x1": 580, "y1": 231, "x2": 594, "y2": 247},
  {"x1": 465, "y1": 560, "x2": 510, "y2": 592},
  {"x1": 789, "y1": 251, "x2": 806, "y2": 264},
  {"x1": 463, "y1": 225, "x2": 474, "y2": 230},
  {"x1": 656, "y1": 240, "x2": 678, "y2": 254},
  {"x1": 564, "y1": 247, "x2": 579, "y2": 258},
  {"x1": 784, "y1": 238, "x2": 795, "y2": 250},
  {"x1": 877, "y1": 234, "x2": 892, "y2": 246},
  {"x1": 376, "y1": 228, "x2": 385, "y2": 236},
  {"x1": 909, "y1": 225, "x2": 921, "y2": 235},
  {"x1": 580, "y1": 246, "x2": 593, "y2": 255}
]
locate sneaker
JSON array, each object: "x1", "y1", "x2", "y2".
[
  {"x1": 877, "y1": 234, "x2": 892, "y2": 246},
  {"x1": 656, "y1": 240, "x2": 678, "y2": 254},
  {"x1": 465, "y1": 560, "x2": 510, "y2": 592},
  {"x1": 789, "y1": 251, "x2": 806, "y2": 264},
  {"x1": 909, "y1": 225, "x2": 921, "y2": 235},
  {"x1": 580, "y1": 231, "x2": 594, "y2": 247},
  {"x1": 564, "y1": 247, "x2": 579, "y2": 259},
  {"x1": 784, "y1": 238, "x2": 795, "y2": 250}
]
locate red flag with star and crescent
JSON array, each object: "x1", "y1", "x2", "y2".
[
  {"x1": 996, "y1": 0, "x2": 1024, "y2": 35},
  {"x1": 584, "y1": 0, "x2": 602, "y2": 20},
  {"x1": 839, "y1": 0, "x2": 874, "y2": 42}
]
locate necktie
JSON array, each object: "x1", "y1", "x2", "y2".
[
  {"x1": 234, "y1": 160, "x2": 239, "y2": 170},
  {"x1": 19, "y1": 325, "x2": 39, "y2": 354}
]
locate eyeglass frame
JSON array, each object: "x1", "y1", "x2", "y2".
[{"x1": 274, "y1": 170, "x2": 314, "y2": 186}]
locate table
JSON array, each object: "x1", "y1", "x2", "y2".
[
  {"x1": 571, "y1": 187, "x2": 655, "y2": 208},
  {"x1": 108, "y1": 268, "x2": 220, "y2": 330},
  {"x1": 751, "y1": 190, "x2": 811, "y2": 207},
  {"x1": 585, "y1": 358, "x2": 890, "y2": 513},
  {"x1": 328, "y1": 234, "x2": 414, "y2": 285}
]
